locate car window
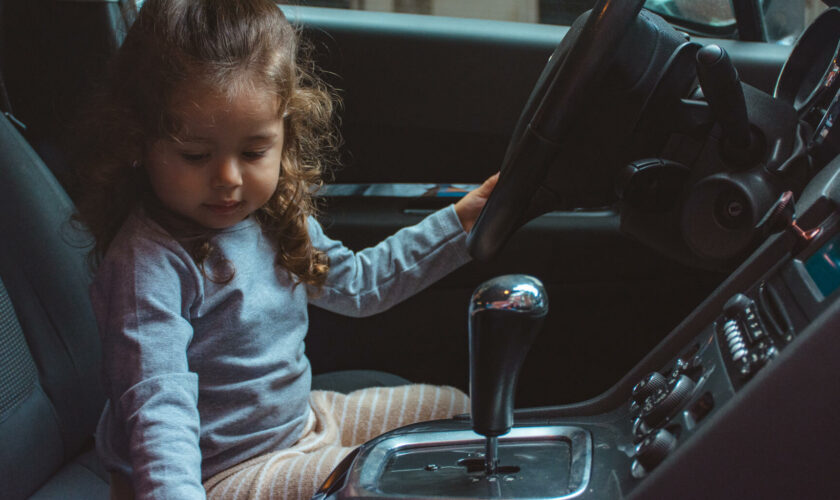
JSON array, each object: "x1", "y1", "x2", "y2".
[
  {"x1": 293, "y1": 0, "x2": 731, "y2": 26},
  {"x1": 132, "y1": 1, "x2": 830, "y2": 44},
  {"x1": 292, "y1": 0, "x2": 597, "y2": 25},
  {"x1": 645, "y1": 0, "x2": 829, "y2": 44},
  {"x1": 291, "y1": 1, "x2": 831, "y2": 44},
  {"x1": 644, "y1": 0, "x2": 735, "y2": 28},
  {"x1": 761, "y1": 0, "x2": 828, "y2": 45}
]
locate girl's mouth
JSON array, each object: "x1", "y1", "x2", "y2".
[{"x1": 203, "y1": 201, "x2": 243, "y2": 214}]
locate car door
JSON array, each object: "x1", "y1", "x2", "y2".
[{"x1": 290, "y1": 2, "x2": 795, "y2": 407}]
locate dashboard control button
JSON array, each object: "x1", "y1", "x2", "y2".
[{"x1": 723, "y1": 293, "x2": 752, "y2": 316}]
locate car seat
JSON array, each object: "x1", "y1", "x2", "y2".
[
  {"x1": 0, "y1": 112, "x2": 109, "y2": 498},
  {"x1": 0, "y1": 110, "x2": 411, "y2": 499}
]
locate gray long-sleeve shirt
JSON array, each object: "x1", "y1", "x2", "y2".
[{"x1": 92, "y1": 205, "x2": 470, "y2": 499}]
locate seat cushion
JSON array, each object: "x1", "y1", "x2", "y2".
[
  {"x1": 28, "y1": 450, "x2": 110, "y2": 500},
  {"x1": 22, "y1": 370, "x2": 407, "y2": 500}
]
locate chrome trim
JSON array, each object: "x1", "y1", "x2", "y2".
[
  {"x1": 343, "y1": 425, "x2": 592, "y2": 499},
  {"x1": 484, "y1": 435, "x2": 500, "y2": 475},
  {"x1": 469, "y1": 274, "x2": 548, "y2": 318}
]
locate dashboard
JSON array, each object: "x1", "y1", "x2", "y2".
[{"x1": 622, "y1": 153, "x2": 840, "y2": 499}]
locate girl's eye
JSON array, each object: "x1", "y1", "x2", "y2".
[
  {"x1": 243, "y1": 150, "x2": 268, "y2": 160},
  {"x1": 180, "y1": 152, "x2": 209, "y2": 162}
]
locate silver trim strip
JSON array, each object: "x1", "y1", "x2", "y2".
[{"x1": 343, "y1": 425, "x2": 592, "y2": 499}]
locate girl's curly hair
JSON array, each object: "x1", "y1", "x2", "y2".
[{"x1": 72, "y1": 0, "x2": 339, "y2": 288}]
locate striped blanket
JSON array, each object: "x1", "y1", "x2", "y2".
[{"x1": 203, "y1": 384, "x2": 468, "y2": 500}]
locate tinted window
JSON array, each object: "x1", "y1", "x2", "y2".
[{"x1": 289, "y1": 0, "x2": 830, "y2": 44}]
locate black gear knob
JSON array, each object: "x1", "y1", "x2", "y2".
[{"x1": 469, "y1": 275, "x2": 548, "y2": 473}]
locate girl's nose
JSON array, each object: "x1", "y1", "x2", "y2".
[{"x1": 213, "y1": 158, "x2": 243, "y2": 188}]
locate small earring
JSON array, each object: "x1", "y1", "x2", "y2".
[{"x1": 131, "y1": 160, "x2": 141, "y2": 169}]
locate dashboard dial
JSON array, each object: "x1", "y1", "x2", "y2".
[{"x1": 776, "y1": 8, "x2": 840, "y2": 167}]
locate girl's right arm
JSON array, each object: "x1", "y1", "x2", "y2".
[{"x1": 93, "y1": 226, "x2": 206, "y2": 499}]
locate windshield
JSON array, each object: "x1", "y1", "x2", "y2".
[{"x1": 645, "y1": 0, "x2": 829, "y2": 44}]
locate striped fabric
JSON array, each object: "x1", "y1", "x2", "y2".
[{"x1": 204, "y1": 385, "x2": 469, "y2": 500}]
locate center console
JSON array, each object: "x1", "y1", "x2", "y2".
[{"x1": 314, "y1": 158, "x2": 840, "y2": 499}]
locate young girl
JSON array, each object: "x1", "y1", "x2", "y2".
[{"x1": 72, "y1": 0, "x2": 498, "y2": 499}]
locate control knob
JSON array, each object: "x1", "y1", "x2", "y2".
[
  {"x1": 632, "y1": 428, "x2": 678, "y2": 476},
  {"x1": 640, "y1": 375, "x2": 696, "y2": 427},
  {"x1": 631, "y1": 372, "x2": 668, "y2": 405}
]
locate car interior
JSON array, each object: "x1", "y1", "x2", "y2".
[{"x1": 1, "y1": 0, "x2": 839, "y2": 498}]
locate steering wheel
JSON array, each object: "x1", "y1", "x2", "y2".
[{"x1": 467, "y1": 0, "x2": 647, "y2": 261}]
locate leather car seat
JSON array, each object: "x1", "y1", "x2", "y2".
[
  {"x1": 0, "y1": 111, "x2": 410, "y2": 499},
  {"x1": 0, "y1": 112, "x2": 109, "y2": 498}
]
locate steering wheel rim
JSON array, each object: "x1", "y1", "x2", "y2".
[{"x1": 467, "y1": 0, "x2": 647, "y2": 261}]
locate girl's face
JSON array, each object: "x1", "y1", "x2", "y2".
[{"x1": 145, "y1": 81, "x2": 284, "y2": 229}]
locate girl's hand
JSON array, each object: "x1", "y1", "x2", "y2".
[{"x1": 454, "y1": 172, "x2": 500, "y2": 233}]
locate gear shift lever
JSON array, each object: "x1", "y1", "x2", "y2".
[{"x1": 469, "y1": 274, "x2": 548, "y2": 475}]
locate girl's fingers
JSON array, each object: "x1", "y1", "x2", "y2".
[{"x1": 478, "y1": 172, "x2": 499, "y2": 197}]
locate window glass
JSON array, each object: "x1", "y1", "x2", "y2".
[
  {"x1": 761, "y1": 0, "x2": 828, "y2": 45},
  {"x1": 289, "y1": 0, "x2": 598, "y2": 25},
  {"x1": 135, "y1": 0, "x2": 830, "y2": 44},
  {"x1": 643, "y1": 0, "x2": 735, "y2": 28},
  {"x1": 291, "y1": 1, "x2": 737, "y2": 33}
]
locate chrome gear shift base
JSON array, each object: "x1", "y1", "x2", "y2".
[{"x1": 326, "y1": 425, "x2": 592, "y2": 499}]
